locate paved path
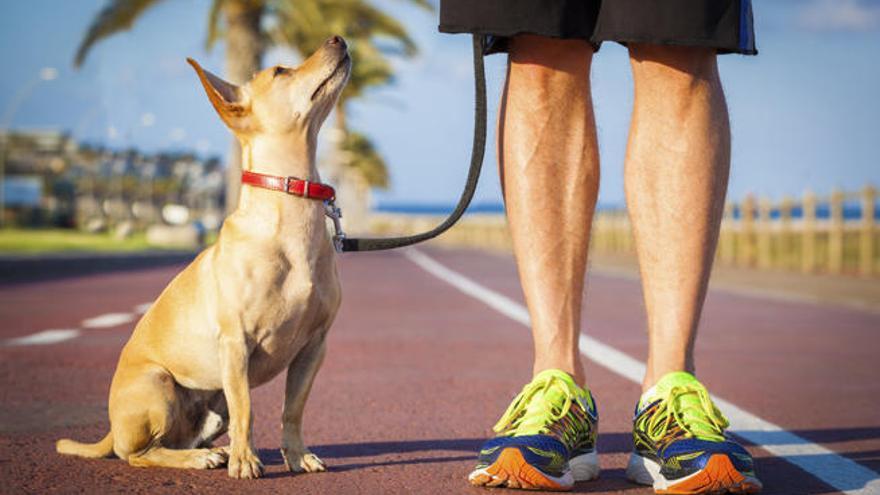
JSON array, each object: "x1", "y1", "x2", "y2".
[{"x1": 1, "y1": 247, "x2": 878, "y2": 494}]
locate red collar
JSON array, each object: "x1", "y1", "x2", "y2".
[{"x1": 241, "y1": 170, "x2": 336, "y2": 201}]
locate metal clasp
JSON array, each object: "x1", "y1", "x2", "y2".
[{"x1": 324, "y1": 200, "x2": 345, "y2": 253}]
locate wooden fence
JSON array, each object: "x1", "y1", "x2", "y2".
[
  {"x1": 592, "y1": 185, "x2": 878, "y2": 277},
  {"x1": 368, "y1": 185, "x2": 879, "y2": 278}
]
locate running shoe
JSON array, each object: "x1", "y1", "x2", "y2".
[
  {"x1": 468, "y1": 369, "x2": 599, "y2": 491},
  {"x1": 627, "y1": 371, "x2": 762, "y2": 494}
]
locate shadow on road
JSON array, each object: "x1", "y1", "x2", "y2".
[
  {"x1": 251, "y1": 430, "x2": 880, "y2": 494},
  {"x1": 0, "y1": 252, "x2": 195, "y2": 286},
  {"x1": 294, "y1": 433, "x2": 636, "y2": 460}
]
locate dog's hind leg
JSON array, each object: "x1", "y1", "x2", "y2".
[
  {"x1": 109, "y1": 365, "x2": 227, "y2": 470},
  {"x1": 280, "y1": 336, "x2": 327, "y2": 473}
]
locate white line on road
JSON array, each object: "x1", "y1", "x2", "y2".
[
  {"x1": 3, "y1": 302, "x2": 154, "y2": 347},
  {"x1": 81, "y1": 312, "x2": 135, "y2": 329},
  {"x1": 4, "y1": 329, "x2": 81, "y2": 346},
  {"x1": 133, "y1": 302, "x2": 152, "y2": 314},
  {"x1": 405, "y1": 248, "x2": 880, "y2": 495}
]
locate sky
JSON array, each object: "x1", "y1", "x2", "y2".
[{"x1": 1, "y1": 0, "x2": 878, "y2": 208}]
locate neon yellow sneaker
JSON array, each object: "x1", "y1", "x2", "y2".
[
  {"x1": 627, "y1": 372, "x2": 762, "y2": 494},
  {"x1": 468, "y1": 369, "x2": 599, "y2": 491}
]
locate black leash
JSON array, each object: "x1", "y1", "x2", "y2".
[{"x1": 338, "y1": 35, "x2": 487, "y2": 252}]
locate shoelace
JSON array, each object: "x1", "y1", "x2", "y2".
[
  {"x1": 492, "y1": 375, "x2": 575, "y2": 436},
  {"x1": 644, "y1": 384, "x2": 729, "y2": 443}
]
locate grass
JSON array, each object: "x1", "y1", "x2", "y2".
[{"x1": 0, "y1": 228, "x2": 169, "y2": 255}]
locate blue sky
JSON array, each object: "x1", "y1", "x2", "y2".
[{"x1": 1, "y1": 0, "x2": 878, "y2": 207}]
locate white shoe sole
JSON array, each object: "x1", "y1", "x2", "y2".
[
  {"x1": 570, "y1": 450, "x2": 600, "y2": 482},
  {"x1": 626, "y1": 452, "x2": 762, "y2": 493}
]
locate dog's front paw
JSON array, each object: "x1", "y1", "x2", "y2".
[
  {"x1": 300, "y1": 452, "x2": 327, "y2": 473},
  {"x1": 281, "y1": 448, "x2": 326, "y2": 473},
  {"x1": 228, "y1": 448, "x2": 263, "y2": 479}
]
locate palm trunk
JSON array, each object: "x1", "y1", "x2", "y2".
[
  {"x1": 223, "y1": 0, "x2": 263, "y2": 214},
  {"x1": 324, "y1": 102, "x2": 348, "y2": 187},
  {"x1": 335, "y1": 102, "x2": 348, "y2": 134},
  {"x1": 333, "y1": 103, "x2": 350, "y2": 187},
  {"x1": 331, "y1": 103, "x2": 370, "y2": 234}
]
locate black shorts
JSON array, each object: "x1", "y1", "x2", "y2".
[{"x1": 439, "y1": 0, "x2": 757, "y2": 56}]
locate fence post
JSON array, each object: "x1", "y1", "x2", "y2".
[
  {"x1": 617, "y1": 210, "x2": 628, "y2": 254},
  {"x1": 611, "y1": 211, "x2": 621, "y2": 254},
  {"x1": 861, "y1": 185, "x2": 876, "y2": 277},
  {"x1": 780, "y1": 196, "x2": 793, "y2": 270},
  {"x1": 739, "y1": 194, "x2": 756, "y2": 266},
  {"x1": 757, "y1": 197, "x2": 772, "y2": 269},
  {"x1": 609, "y1": 212, "x2": 619, "y2": 253},
  {"x1": 829, "y1": 189, "x2": 844, "y2": 274},
  {"x1": 802, "y1": 190, "x2": 817, "y2": 274},
  {"x1": 720, "y1": 202, "x2": 735, "y2": 264}
]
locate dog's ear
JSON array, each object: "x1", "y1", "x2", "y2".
[{"x1": 187, "y1": 58, "x2": 252, "y2": 132}]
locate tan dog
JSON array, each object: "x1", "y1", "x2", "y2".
[{"x1": 56, "y1": 36, "x2": 351, "y2": 479}]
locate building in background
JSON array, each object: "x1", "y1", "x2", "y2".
[{"x1": 0, "y1": 129, "x2": 224, "y2": 233}]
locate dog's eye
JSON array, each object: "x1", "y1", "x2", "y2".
[{"x1": 273, "y1": 66, "x2": 289, "y2": 77}]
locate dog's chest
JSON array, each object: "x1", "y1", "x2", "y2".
[{"x1": 244, "y1": 262, "x2": 339, "y2": 386}]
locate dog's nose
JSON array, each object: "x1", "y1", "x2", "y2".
[{"x1": 327, "y1": 36, "x2": 347, "y2": 49}]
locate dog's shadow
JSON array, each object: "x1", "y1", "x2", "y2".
[
  {"x1": 258, "y1": 438, "x2": 483, "y2": 475},
  {"x1": 257, "y1": 433, "x2": 636, "y2": 475},
  {"x1": 256, "y1": 435, "x2": 644, "y2": 492}
]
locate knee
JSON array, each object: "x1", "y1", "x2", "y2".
[
  {"x1": 629, "y1": 43, "x2": 720, "y2": 93},
  {"x1": 507, "y1": 34, "x2": 593, "y2": 90},
  {"x1": 112, "y1": 420, "x2": 153, "y2": 460},
  {"x1": 110, "y1": 401, "x2": 167, "y2": 459}
]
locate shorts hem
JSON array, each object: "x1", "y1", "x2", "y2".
[
  {"x1": 439, "y1": 24, "x2": 593, "y2": 41},
  {"x1": 439, "y1": 24, "x2": 599, "y2": 54},
  {"x1": 439, "y1": 25, "x2": 757, "y2": 56},
  {"x1": 596, "y1": 35, "x2": 758, "y2": 56}
]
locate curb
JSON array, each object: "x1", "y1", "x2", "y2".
[{"x1": 0, "y1": 250, "x2": 198, "y2": 285}]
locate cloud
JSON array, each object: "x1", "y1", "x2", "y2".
[{"x1": 798, "y1": 0, "x2": 880, "y2": 32}]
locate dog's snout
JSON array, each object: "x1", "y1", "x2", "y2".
[{"x1": 326, "y1": 35, "x2": 346, "y2": 49}]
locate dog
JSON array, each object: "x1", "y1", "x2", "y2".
[{"x1": 56, "y1": 36, "x2": 351, "y2": 479}]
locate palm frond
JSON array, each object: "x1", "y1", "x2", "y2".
[
  {"x1": 341, "y1": 131, "x2": 389, "y2": 189},
  {"x1": 340, "y1": 41, "x2": 393, "y2": 102},
  {"x1": 205, "y1": 0, "x2": 226, "y2": 50},
  {"x1": 74, "y1": 0, "x2": 165, "y2": 67},
  {"x1": 274, "y1": 0, "x2": 418, "y2": 56},
  {"x1": 343, "y1": 1, "x2": 418, "y2": 55},
  {"x1": 391, "y1": 0, "x2": 435, "y2": 12}
]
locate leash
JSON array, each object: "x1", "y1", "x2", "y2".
[
  {"x1": 240, "y1": 36, "x2": 488, "y2": 253},
  {"x1": 338, "y1": 35, "x2": 487, "y2": 252}
]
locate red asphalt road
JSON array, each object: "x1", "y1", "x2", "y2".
[{"x1": 1, "y1": 247, "x2": 878, "y2": 494}]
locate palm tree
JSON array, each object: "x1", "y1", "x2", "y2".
[
  {"x1": 74, "y1": 0, "x2": 430, "y2": 214},
  {"x1": 76, "y1": 0, "x2": 262, "y2": 213},
  {"x1": 270, "y1": 0, "x2": 426, "y2": 227}
]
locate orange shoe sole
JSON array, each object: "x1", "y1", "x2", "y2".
[
  {"x1": 468, "y1": 447, "x2": 572, "y2": 491},
  {"x1": 658, "y1": 454, "x2": 762, "y2": 495}
]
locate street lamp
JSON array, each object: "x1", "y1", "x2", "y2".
[{"x1": 0, "y1": 66, "x2": 58, "y2": 227}]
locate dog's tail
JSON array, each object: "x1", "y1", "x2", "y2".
[{"x1": 56, "y1": 432, "x2": 114, "y2": 459}]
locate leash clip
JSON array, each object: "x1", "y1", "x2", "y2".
[{"x1": 324, "y1": 200, "x2": 346, "y2": 253}]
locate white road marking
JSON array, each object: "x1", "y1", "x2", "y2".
[
  {"x1": 4, "y1": 329, "x2": 81, "y2": 346},
  {"x1": 81, "y1": 312, "x2": 135, "y2": 329},
  {"x1": 405, "y1": 249, "x2": 880, "y2": 495},
  {"x1": 4, "y1": 302, "x2": 150, "y2": 347},
  {"x1": 133, "y1": 302, "x2": 152, "y2": 314}
]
